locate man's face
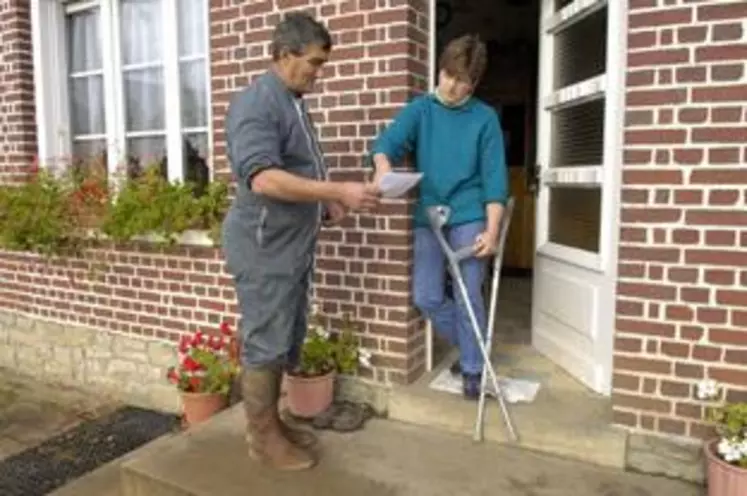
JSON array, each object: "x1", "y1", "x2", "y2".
[
  {"x1": 277, "y1": 44, "x2": 329, "y2": 94},
  {"x1": 437, "y1": 69, "x2": 473, "y2": 105}
]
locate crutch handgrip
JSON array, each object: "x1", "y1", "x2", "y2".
[{"x1": 453, "y1": 245, "x2": 476, "y2": 261}]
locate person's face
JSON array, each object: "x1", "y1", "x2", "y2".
[
  {"x1": 437, "y1": 69, "x2": 474, "y2": 105},
  {"x1": 276, "y1": 44, "x2": 329, "y2": 94}
]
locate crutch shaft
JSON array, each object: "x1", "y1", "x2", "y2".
[{"x1": 450, "y1": 264, "x2": 518, "y2": 442}]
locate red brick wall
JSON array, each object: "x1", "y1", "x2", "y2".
[
  {"x1": 0, "y1": 244, "x2": 228, "y2": 338},
  {"x1": 1, "y1": 0, "x2": 430, "y2": 386},
  {"x1": 613, "y1": 0, "x2": 747, "y2": 439},
  {"x1": 0, "y1": 0, "x2": 36, "y2": 185}
]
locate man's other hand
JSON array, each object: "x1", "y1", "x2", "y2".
[
  {"x1": 323, "y1": 201, "x2": 346, "y2": 227},
  {"x1": 338, "y1": 182, "x2": 380, "y2": 212}
]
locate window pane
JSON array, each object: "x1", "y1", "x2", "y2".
[
  {"x1": 71, "y1": 141, "x2": 108, "y2": 183},
  {"x1": 127, "y1": 136, "x2": 167, "y2": 178},
  {"x1": 120, "y1": 0, "x2": 163, "y2": 65},
  {"x1": 124, "y1": 68, "x2": 165, "y2": 131},
  {"x1": 183, "y1": 133, "x2": 209, "y2": 194},
  {"x1": 178, "y1": 0, "x2": 206, "y2": 57},
  {"x1": 554, "y1": 7, "x2": 607, "y2": 89},
  {"x1": 70, "y1": 76, "x2": 105, "y2": 135},
  {"x1": 548, "y1": 187, "x2": 601, "y2": 253},
  {"x1": 551, "y1": 98, "x2": 605, "y2": 168},
  {"x1": 180, "y1": 60, "x2": 207, "y2": 128},
  {"x1": 72, "y1": 140, "x2": 107, "y2": 166},
  {"x1": 67, "y1": 8, "x2": 102, "y2": 73}
]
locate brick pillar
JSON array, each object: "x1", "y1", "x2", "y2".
[
  {"x1": 613, "y1": 0, "x2": 747, "y2": 439},
  {"x1": 0, "y1": 0, "x2": 36, "y2": 185},
  {"x1": 209, "y1": 0, "x2": 431, "y2": 385}
]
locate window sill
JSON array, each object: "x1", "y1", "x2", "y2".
[
  {"x1": 85, "y1": 229, "x2": 217, "y2": 248},
  {"x1": 131, "y1": 230, "x2": 217, "y2": 247}
]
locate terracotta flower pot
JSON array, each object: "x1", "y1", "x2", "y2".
[
  {"x1": 284, "y1": 370, "x2": 335, "y2": 419},
  {"x1": 181, "y1": 391, "x2": 228, "y2": 427},
  {"x1": 705, "y1": 438, "x2": 747, "y2": 496}
]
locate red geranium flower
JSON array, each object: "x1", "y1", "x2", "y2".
[
  {"x1": 182, "y1": 356, "x2": 202, "y2": 372},
  {"x1": 220, "y1": 321, "x2": 232, "y2": 336},
  {"x1": 191, "y1": 331, "x2": 204, "y2": 347},
  {"x1": 166, "y1": 367, "x2": 180, "y2": 384},
  {"x1": 208, "y1": 335, "x2": 224, "y2": 351},
  {"x1": 178, "y1": 335, "x2": 190, "y2": 353},
  {"x1": 189, "y1": 376, "x2": 202, "y2": 390}
]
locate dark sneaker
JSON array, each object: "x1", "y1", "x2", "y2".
[
  {"x1": 449, "y1": 360, "x2": 461, "y2": 376},
  {"x1": 462, "y1": 373, "x2": 481, "y2": 401}
]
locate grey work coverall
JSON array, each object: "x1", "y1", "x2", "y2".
[{"x1": 221, "y1": 70, "x2": 328, "y2": 370}]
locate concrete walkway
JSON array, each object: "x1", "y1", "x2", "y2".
[{"x1": 120, "y1": 405, "x2": 705, "y2": 496}]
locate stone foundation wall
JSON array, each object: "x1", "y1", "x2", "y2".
[
  {"x1": 625, "y1": 431, "x2": 705, "y2": 484},
  {"x1": 0, "y1": 311, "x2": 180, "y2": 413},
  {"x1": 0, "y1": 309, "x2": 391, "y2": 417}
]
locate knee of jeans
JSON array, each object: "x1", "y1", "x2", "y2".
[{"x1": 413, "y1": 289, "x2": 442, "y2": 314}]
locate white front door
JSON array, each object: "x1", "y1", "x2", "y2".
[{"x1": 531, "y1": 0, "x2": 626, "y2": 395}]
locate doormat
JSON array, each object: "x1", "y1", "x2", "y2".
[
  {"x1": 429, "y1": 368, "x2": 541, "y2": 404},
  {"x1": 0, "y1": 405, "x2": 180, "y2": 496}
]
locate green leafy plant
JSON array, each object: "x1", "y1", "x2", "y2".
[
  {"x1": 0, "y1": 157, "x2": 229, "y2": 265},
  {"x1": 0, "y1": 160, "x2": 102, "y2": 259},
  {"x1": 101, "y1": 163, "x2": 229, "y2": 245},
  {"x1": 289, "y1": 306, "x2": 372, "y2": 378},
  {"x1": 195, "y1": 179, "x2": 230, "y2": 244},
  {"x1": 697, "y1": 379, "x2": 747, "y2": 468}
]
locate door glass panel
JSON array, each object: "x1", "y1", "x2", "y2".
[
  {"x1": 548, "y1": 186, "x2": 601, "y2": 253},
  {"x1": 551, "y1": 98, "x2": 604, "y2": 167},
  {"x1": 553, "y1": 7, "x2": 607, "y2": 89}
]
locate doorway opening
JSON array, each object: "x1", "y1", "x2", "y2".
[
  {"x1": 412, "y1": 0, "x2": 623, "y2": 428},
  {"x1": 427, "y1": 0, "x2": 541, "y2": 373},
  {"x1": 393, "y1": 0, "x2": 627, "y2": 465}
]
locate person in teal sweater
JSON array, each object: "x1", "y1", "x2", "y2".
[{"x1": 370, "y1": 34, "x2": 509, "y2": 400}]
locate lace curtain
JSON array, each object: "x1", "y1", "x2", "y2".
[{"x1": 66, "y1": 0, "x2": 208, "y2": 187}]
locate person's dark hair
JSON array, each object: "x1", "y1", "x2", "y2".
[
  {"x1": 271, "y1": 12, "x2": 333, "y2": 60},
  {"x1": 438, "y1": 34, "x2": 487, "y2": 86}
]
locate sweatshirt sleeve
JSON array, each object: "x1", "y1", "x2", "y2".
[
  {"x1": 370, "y1": 97, "x2": 422, "y2": 165},
  {"x1": 480, "y1": 110, "x2": 509, "y2": 205}
]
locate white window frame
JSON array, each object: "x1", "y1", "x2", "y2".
[{"x1": 31, "y1": 0, "x2": 213, "y2": 185}]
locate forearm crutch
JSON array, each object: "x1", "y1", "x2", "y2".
[
  {"x1": 475, "y1": 197, "x2": 516, "y2": 442},
  {"x1": 425, "y1": 197, "x2": 518, "y2": 443}
]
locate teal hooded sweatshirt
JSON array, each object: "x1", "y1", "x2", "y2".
[{"x1": 370, "y1": 93, "x2": 509, "y2": 228}]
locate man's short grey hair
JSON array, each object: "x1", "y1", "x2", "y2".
[{"x1": 271, "y1": 12, "x2": 333, "y2": 60}]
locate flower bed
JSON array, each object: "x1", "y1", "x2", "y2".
[{"x1": 0, "y1": 157, "x2": 229, "y2": 265}]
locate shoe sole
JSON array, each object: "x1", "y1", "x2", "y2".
[{"x1": 248, "y1": 448, "x2": 317, "y2": 471}]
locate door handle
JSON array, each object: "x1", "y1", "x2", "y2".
[{"x1": 527, "y1": 163, "x2": 541, "y2": 193}]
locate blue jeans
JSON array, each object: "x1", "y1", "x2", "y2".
[{"x1": 413, "y1": 221, "x2": 488, "y2": 375}]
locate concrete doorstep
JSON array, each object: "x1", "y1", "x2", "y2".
[{"x1": 112, "y1": 405, "x2": 703, "y2": 496}]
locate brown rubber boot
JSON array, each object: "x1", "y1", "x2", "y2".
[
  {"x1": 278, "y1": 409, "x2": 318, "y2": 450},
  {"x1": 241, "y1": 367, "x2": 316, "y2": 471}
]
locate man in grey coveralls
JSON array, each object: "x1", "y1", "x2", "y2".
[{"x1": 221, "y1": 12, "x2": 380, "y2": 471}]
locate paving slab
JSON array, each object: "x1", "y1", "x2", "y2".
[{"x1": 122, "y1": 405, "x2": 705, "y2": 496}]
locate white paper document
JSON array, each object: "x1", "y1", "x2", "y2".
[{"x1": 378, "y1": 171, "x2": 423, "y2": 198}]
